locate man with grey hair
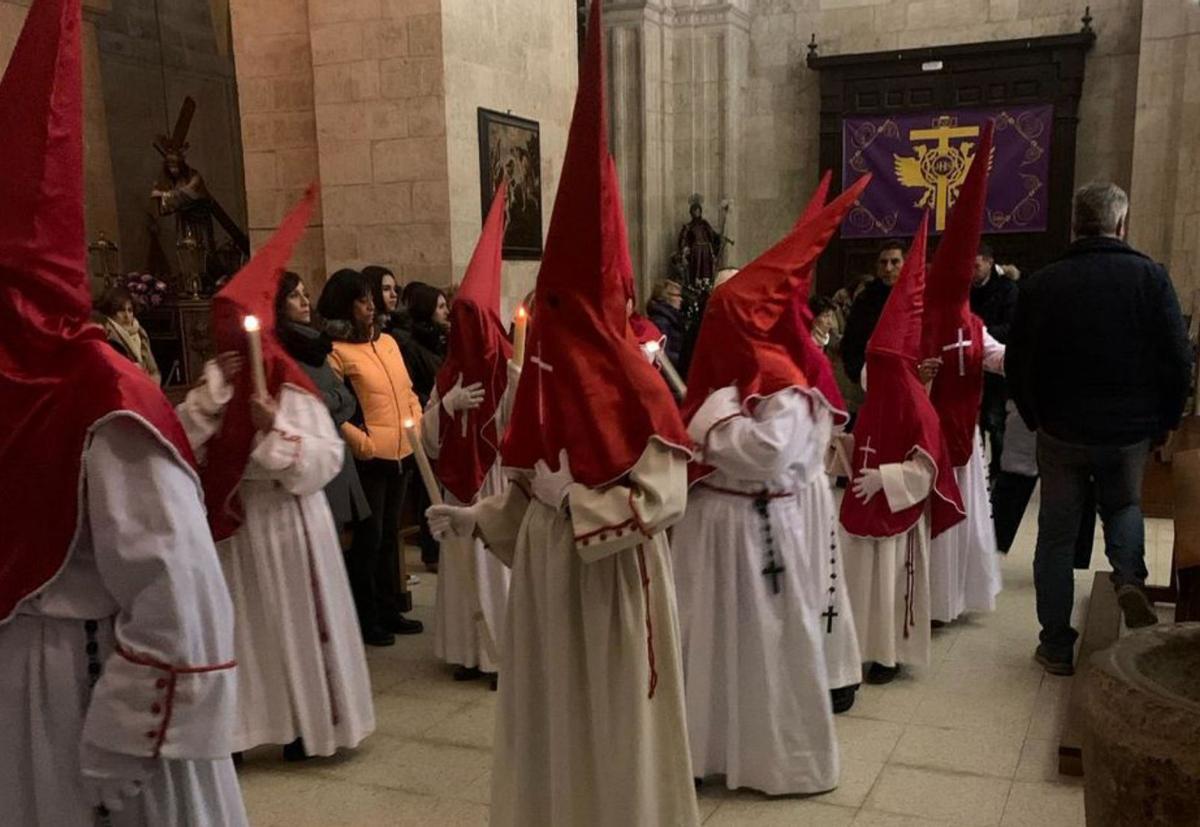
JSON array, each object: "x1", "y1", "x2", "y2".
[{"x1": 1008, "y1": 182, "x2": 1192, "y2": 676}]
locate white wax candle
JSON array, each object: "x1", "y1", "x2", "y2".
[
  {"x1": 243, "y1": 315, "x2": 268, "y2": 398},
  {"x1": 513, "y1": 304, "x2": 528, "y2": 366},
  {"x1": 644, "y1": 340, "x2": 688, "y2": 398},
  {"x1": 403, "y1": 418, "x2": 444, "y2": 507}
]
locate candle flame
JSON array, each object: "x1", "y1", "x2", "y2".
[
  {"x1": 643, "y1": 340, "x2": 661, "y2": 355},
  {"x1": 516, "y1": 305, "x2": 527, "y2": 320},
  {"x1": 243, "y1": 315, "x2": 261, "y2": 332},
  {"x1": 403, "y1": 418, "x2": 415, "y2": 429}
]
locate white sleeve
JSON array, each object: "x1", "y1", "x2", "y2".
[
  {"x1": 248, "y1": 386, "x2": 345, "y2": 496},
  {"x1": 80, "y1": 417, "x2": 237, "y2": 761},
  {"x1": 174, "y1": 360, "x2": 232, "y2": 462},
  {"x1": 982, "y1": 326, "x2": 1006, "y2": 375},
  {"x1": 421, "y1": 388, "x2": 443, "y2": 459},
  {"x1": 698, "y1": 391, "x2": 812, "y2": 481},
  {"x1": 879, "y1": 451, "x2": 936, "y2": 512}
]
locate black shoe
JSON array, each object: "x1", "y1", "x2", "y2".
[
  {"x1": 363, "y1": 627, "x2": 396, "y2": 647},
  {"x1": 488, "y1": 673, "x2": 499, "y2": 692},
  {"x1": 282, "y1": 737, "x2": 310, "y2": 762},
  {"x1": 931, "y1": 619, "x2": 947, "y2": 630},
  {"x1": 1116, "y1": 584, "x2": 1158, "y2": 629},
  {"x1": 830, "y1": 684, "x2": 858, "y2": 714},
  {"x1": 232, "y1": 751, "x2": 244, "y2": 768},
  {"x1": 453, "y1": 665, "x2": 483, "y2": 682},
  {"x1": 1034, "y1": 646, "x2": 1075, "y2": 676},
  {"x1": 865, "y1": 662, "x2": 900, "y2": 685},
  {"x1": 693, "y1": 777, "x2": 703, "y2": 789},
  {"x1": 389, "y1": 615, "x2": 424, "y2": 635}
]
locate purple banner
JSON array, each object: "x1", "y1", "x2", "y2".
[{"x1": 841, "y1": 105, "x2": 1053, "y2": 238}]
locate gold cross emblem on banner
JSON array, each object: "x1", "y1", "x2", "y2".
[{"x1": 893, "y1": 116, "x2": 981, "y2": 231}]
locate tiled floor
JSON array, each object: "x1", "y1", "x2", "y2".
[{"x1": 237, "y1": 493, "x2": 1176, "y2": 826}]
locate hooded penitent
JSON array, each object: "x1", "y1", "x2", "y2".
[
  {"x1": 840, "y1": 213, "x2": 965, "y2": 539},
  {"x1": 922, "y1": 121, "x2": 995, "y2": 468},
  {"x1": 500, "y1": 0, "x2": 691, "y2": 486},
  {"x1": 201, "y1": 188, "x2": 319, "y2": 541},
  {"x1": 0, "y1": 0, "x2": 195, "y2": 622},
  {"x1": 680, "y1": 173, "x2": 872, "y2": 425},
  {"x1": 605, "y1": 155, "x2": 663, "y2": 347},
  {"x1": 434, "y1": 181, "x2": 514, "y2": 503},
  {"x1": 778, "y1": 170, "x2": 849, "y2": 425}
]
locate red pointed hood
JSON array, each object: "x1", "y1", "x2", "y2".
[
  {"x1": 0, "y1": 0, "x2": 196, "y2": 623},
  {"x1": 780, "y1": 170, "x2": 848, "y2": 424},
  {"x1": 201, "y1": 187, "x2": 319, "y2": 541},
  {"x1": 922, "y1": 121, "x2": 994, "y2": 467},
  {"x1": 500, "y1": 0, "x2": 691, "y2": 485},
  {"x1": 840, "y1": 214, "x2": 965, "y2": 539},
  {"x1": 434, "y1": 180, "x2": 514, "y2": 502},
  {"x1": 681, "y1": 174, "x2": 871, "y2": 423},
  {"x1": 604, "y1": 155, "x2": 662, "y2": 346}
]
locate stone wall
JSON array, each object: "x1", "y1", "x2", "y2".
[
  {"x1": 441, "y1": 0, "x2": 576, "y2": 317},
  {"x1": 1128, "y1": 0, "x2": 1200, "y2": 301},
  {"x1": 607, "y1": 0, "x2": 1148, "y2": 287}
]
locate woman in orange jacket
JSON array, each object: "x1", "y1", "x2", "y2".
[{"x1": 319, "y1": 269, "x2": 425, "y2": 647}]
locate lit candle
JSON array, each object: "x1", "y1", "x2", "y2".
[
  {"x1": 242, "y1": 315, "x2": 268, "y2": 398},
  {"x1": 403, "y1": 418, "x2": 443, "y2": 507},
  {"x1": 513, "y1": 304, "x2": 528, "y2": 366},
  {"x1": 644, "y1": 340, "x2": 688, "y2": 398}
]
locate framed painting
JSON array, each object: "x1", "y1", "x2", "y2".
[{"x1": 477, "y1": 108, "x2": 543, "y2": 260}]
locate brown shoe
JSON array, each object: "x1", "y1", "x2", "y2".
[{"x1": 1034, "y1": 646, "x2": 1075, "y2": 676}]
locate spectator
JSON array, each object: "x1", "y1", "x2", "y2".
[
  {"x1": 318, "y1": 269, "x2": 425, "y2": 646},
  {"x1": 646, "y1": 278, "x2": 685, "y2": 367},
  {"x1": 95, "y1": 285, "x2": 161, "y2": 383},
  {"x1": 971, "y1": 242, "x2": 1019, "y2": 478},
  {"x1": 364, "y1": 264, "x2": 410, "y2": 346},
  {"x1": 275, "y1": 271, "x2": 371, "y2": 531},
  {"x1": 808, "y1": 294, "x2": 838, "y2": 351},
  {"x1": 840, "y1": 240, "x2": 906, "y2": 387},
  {"x1": 1008, "y1": 182, "x2": 1193, "y2": 676}
]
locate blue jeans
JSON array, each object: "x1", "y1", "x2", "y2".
[{"x1": 1033, "y1": 432, "x2": 1150, "y2": 659}]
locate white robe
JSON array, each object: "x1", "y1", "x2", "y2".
[
  {"x1": 927, "y1": 329, "x2": 1004, "y2": 623},
  {"x1": 0, "y1": 415, "x2": 247, "y2": 826},
  {"x1": 422, "y1": 385, "x2": 511, "y2": 674},
  {"x1": 178, "y1": 365, "x2": 375, "y2": 756},
  {"x1": 474, "y1": 441, "x2": 699, "y2": 827},
  {"x1": 840, "y1": 450, "x2": 936, "y2": 669},
  {"x1": 672, "y1": 387, "x2": 839, "y2": 796},
  {"x1": 796, "y1": 402, "x2": 862, "y2": 691}
]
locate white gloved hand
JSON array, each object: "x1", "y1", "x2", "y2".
[
  {"x1": 852, "y1": 467, "x2": 884, "y2": 503},
  {"x1": 427, "y1": 503, "x2": 479, "y2": 541},
  {"x1": 79, "y1": 743, "x2": 157, "y2": 813},
  {"x1": 531, "y1": 448, "x2": 574, "y2": 508},
  {"x1": 441, "y1": 373, "x2": 486, "y2": 415}
]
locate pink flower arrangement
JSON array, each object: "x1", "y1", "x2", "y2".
[{"x1": 122, "y1": 272, "x2": 171, "y2": 309}]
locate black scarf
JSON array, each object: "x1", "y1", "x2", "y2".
[{"x1": 277, "y1": 320, "x2": 333, "y2": 367}]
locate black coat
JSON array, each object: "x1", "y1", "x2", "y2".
[
  {"x1": 1007, "y1": 237, "x2": 1193, "y2": 445},
  {"x1": 971, "y1": 268, "x2": 1019, "y2": 418},
  {"x1": 398, "y1": 319, "x2": 446, "y2": 408},
  {"x1": 646, "y1": 298, "x2": 684, "y2": 367},
  {"x1": 839, "y1": 278, "x2": 890, "y2": 388}
]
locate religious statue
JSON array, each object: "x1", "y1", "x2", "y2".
[
  {"x1": 148, "y1": 96, "x2": 250, "y2": 292},
  {"x1": 676, "y1": 194, "x2": 729, "y2": 288}
]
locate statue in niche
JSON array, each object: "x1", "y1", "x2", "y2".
[
  {"x1": 676, "y1": 194, "x2": 729, "y2": 288},
  {"x1": 149, "y1": 96, "x2": 249, "y2": 291}
]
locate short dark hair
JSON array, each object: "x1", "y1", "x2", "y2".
[
  {"x1": 808, "y1": 294, "x2": 836, "y2": 317},
  {"x1": 316, "y1": 268, "x2": 372, "y2": 323},
  {"x1": 877, "y1": 239, "x2": 905, "y2": 257},
  {"x1": 978, "y1": 241, "x2": 994, "y2": 260},
  {"x1": 96, "y1": 286, "x2": 134, "y2": 318},
  {"x1": 274, "y1": 271, "x2": 303, "y2": 326},
  {"x1": 403, "y1": 281, "x2": 446, "y2": 324}
]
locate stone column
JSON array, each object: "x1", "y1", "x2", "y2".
[
  {"x1": 1128, "y1": 0, "x2": 1200, "y2": 301},
  {"x1": 228, "y1": 0, "x2": 326, "y2": 291}
]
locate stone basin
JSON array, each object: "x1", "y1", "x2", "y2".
[{"x1": 1082, "y1": 623, "x2": 1200, "y2": 826}]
